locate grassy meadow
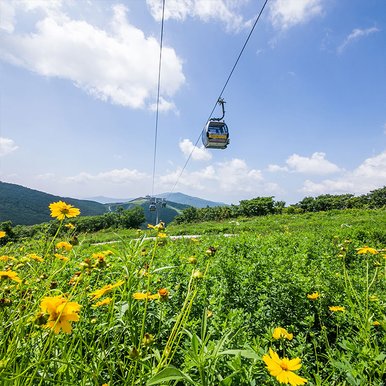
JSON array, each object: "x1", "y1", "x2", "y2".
[{"x1": 0, "y1": 204, "x2": 385, "y2": 385}]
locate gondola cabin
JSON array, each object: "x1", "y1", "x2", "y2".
[{"x1": 202, "y1": 120, "x2": 230, "y2": 149}]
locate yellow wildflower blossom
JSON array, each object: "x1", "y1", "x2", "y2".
[
  {"x1": 49, "y1": 201, "x2": 80, "y2": 220},
  {"x1": 93, "y1": 298, "x2": 112, "y2": 308},
  {"x1": 132, "y1": 292, "x2": 159, "y2": 300},
  {"x1": 56, "y1": 241, "x2": 73, "y2": 251},
  {"x1": 0, "y1": 231, "x2": 6, "y2": 238},
  {"x1": 329, "y1": 306, "x2": 345, "y2": 312},
  {"x1": 273, "y1": 327, "x2": 293, "y2": 341},
  {"x1": 356, "y1": 246, "x2": 378, "y2": 255},
  {"x1": 55, "y1": 253, "x2": 69, "y2": 262},
  {"x1": 307, "y1": 292, "x2": 320, "y2": 300},
  {"x1": 89, "y1": 280, "x2": 124, "y2": 300},
  {"x1": 40, "y1": 295, "x2": 81, "y2": 334},
  {"x1": 27, "y1": 253, "x2": 44, "y2": 262},
  {"x1": 0, "y1": 270, "x2": 22, "y2": 283},
  {"x1": 0, "y1": 255, "x2": 16, "y2": 262},
  {"x1": 263, "y1": 348, "x2": 307, "y2": 385}
]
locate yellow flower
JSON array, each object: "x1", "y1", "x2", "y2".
[
  {"x1": 56, "y1": 241, "x2": 73, "y2": 251},
  {"x1": 40, "y1": 295, "x2": 81, "y2": 334},
  {"x1": 54, "y1": 253, "x2": 69, "y2": 262},
  {"x1": 0, "y1": 231, "x2": 6, "y2": 238},
  {"x1": 27, "y1": 253, "x2": 44, "y2": 262},
  {"x1": 49, "y1": 201, "x2": 80, "y2": 220},
  {"x1": 89, "y1": 280, "x2": 124, "y2": 300},
  {"x1": 307, "y1": 292, "x2": 320, "y2": 301},
  {"x1": 356, "y1": 246, "x2": 378, "y2": 255},
  {"x1": 329, "y1": 306, "x2": 345, "y2": 312},
  {"x1": 273, "y1": 327, "x2": 293, "y2": 341},
  {"x1": 373, "y1": 321, "x2": 381, "y2": 326},
  {"x1": 263, "y1": 348, "x2": 307, "y2": 385},
  {"x1": 0, "y1": 255, "x2": 16, "y2": 262},
  {"x1": 93, "y1": 298, "x2": 112, "y2": 308},
  {"x1": 65, "y1": 223, "x2": 75, "y2": 229},
  {"x1": 0, "y1": 270, "x2": 22, "y2": 283},
  {"x1": 132, "y1": 292, "x2": 159, "y2": 300},
  {"x1": 148, "y1": 221, "x2": 165, "y2": 231}
]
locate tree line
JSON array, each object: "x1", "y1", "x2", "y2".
[
  {"x1": 0, "y1": 206, "x2": 145, "y2": 244},
  {"x1": 173, "y1": 186, "x2": 386, "y2": 224}
]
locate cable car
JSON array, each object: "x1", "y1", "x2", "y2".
[
  {"x1": 202, "y1": 98, "x2": 230, "y2": 150},
  {"x1": 149, "y1": 197, "x2": 157, "y2": 211}
]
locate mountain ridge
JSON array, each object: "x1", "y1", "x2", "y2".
[{"x1": 0, "y1": 181, "x2": 224, "y2": 226}]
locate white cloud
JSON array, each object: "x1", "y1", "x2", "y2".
[
  {"x1": 267, "y1": 164, "x2": 288, "y2": 172},
  {"x1": 268, "y1": 152, "x2": 341, "y2": 175},
  {"x1": 67, "y1": 168, "x2": 149, "y2": 184},
  {"x1": 301, "y1": 150, "x2": 386, "y2": 195},
  {"x1": 0, "y1": 2, "x2": 185, "y2": 110},
  {"x1": 0, "y1": 137, "x2": 19, "y2": 156},
  {"x1": 146, "y1": 0, "x2": 248, "y2": 32},
  {"x1": 149, "y1": 97, "x2": 177, "y2": 113},
  {"x1": 159, "y1": 158, "x2": 276, "y2": 200},
  {"x1": 338, "y1": 27, "x2": 380, "y2": 53},
  {"x1": 179, "y1": 139, "x2": 212, "y2": 161},
  {"x1": 286, "y1": 152, "x2": 341, "y2": 174},
  {"x1": 0, "y1": 1, "x2": 15, "y2": 33},
  {"x1": 269, "y1": 0, "x2": 323, "y2": 30},
  {"x1": 37, "y1": 172, "x2": 56, "y2": 180}
]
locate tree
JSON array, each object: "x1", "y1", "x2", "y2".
[{"x1": 239, "y1": 197, "x2": 275, "y2": 217}]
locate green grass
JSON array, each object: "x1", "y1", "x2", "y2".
[{"x1": 0, "y1": 208, "x2": 385, "y2": 385}]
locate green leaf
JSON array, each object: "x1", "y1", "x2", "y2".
[
  {"x1": 219, "y1": 349, "x2": 260, "y2": 360},
  {"x1": 146, "y1": 366, "x2": 195, "y2": 385}
]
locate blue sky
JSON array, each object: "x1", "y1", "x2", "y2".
[{"x1": 1, "y1": 0, "x2": 385, "y2": 205}]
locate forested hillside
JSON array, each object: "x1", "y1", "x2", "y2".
[{"x1": 0, "y1": 181, "x2": 107, "y2": 225}]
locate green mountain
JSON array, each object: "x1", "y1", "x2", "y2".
[
  {"x1": 155, "y1": 192, "x2": 226, "y2": 208},
  {"x1": 0, "y1": 182, "x2": 194, "y2": 226},
  {"x1": 107, "y1": 197, "x2": 190, "y2": 225},
  {"x1": 0, "y1": 181, "x2": 107, "y2": 225}
]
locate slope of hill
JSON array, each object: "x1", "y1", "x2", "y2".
[
  {"x1": 155, "y1": 192, "x2": 226, "y2": 208},
  {"x1": 0, "y1": 182, "x2": 225, "y2": 227},
  {"x1": 0, "y1": 181, "x2": 107, "y2": 225},
  {"x1": 107, "y1": 198, "x2": 190, "y2": 225}
]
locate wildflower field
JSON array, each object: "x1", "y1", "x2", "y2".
[{"x1": 1, "y1": 203, "x2": 386, "y2": 385}]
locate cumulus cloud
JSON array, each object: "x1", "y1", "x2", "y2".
[
  {"x1": 301, "y1": 150, "x2": 386, "y2": 195},
  {"x1": 179, "y1": 139, "x2": 212, "y2": 161},
  {"x1": 0, "y1": 137, "x2": 19, "y2": 156},
  {"x1": 0, "y1": 2, "x2": 185, "y2": 110},
  {"x1": 268, "y1": 152, "x2": 341, "y2": 175},
  {"x1": 269, "y1": 0, "x2": 323, "y2": 30},
  {"x1": 159, "y1": 158, "x2": 278, "y2": 200},
  {"x1": 67, "y1": 168, "x2": 149, "y2": 184},
  {"x1": 338, "y1": 27, "x2": 380, "y2": 53},
  {"x1": 146, "y1": 0, "x2": 249, "y2": 32}
]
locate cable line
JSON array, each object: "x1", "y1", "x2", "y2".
[
  {"x1": 151, "y1": 0, "x2": 166, "y2": 197},
  {"x1": 166, "y1": 0, "x2": 269, "y2": 199}
]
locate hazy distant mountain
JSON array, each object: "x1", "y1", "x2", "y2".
[
  {"x1": 85, "y1": 196, "x2": 133, "y2": 204},
  {"x1": 0, "y1": 181, "x2": 107, "y2": 225},
  {"x1": 155, "y1": 192, "x2": 226, "y2": 208}
]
